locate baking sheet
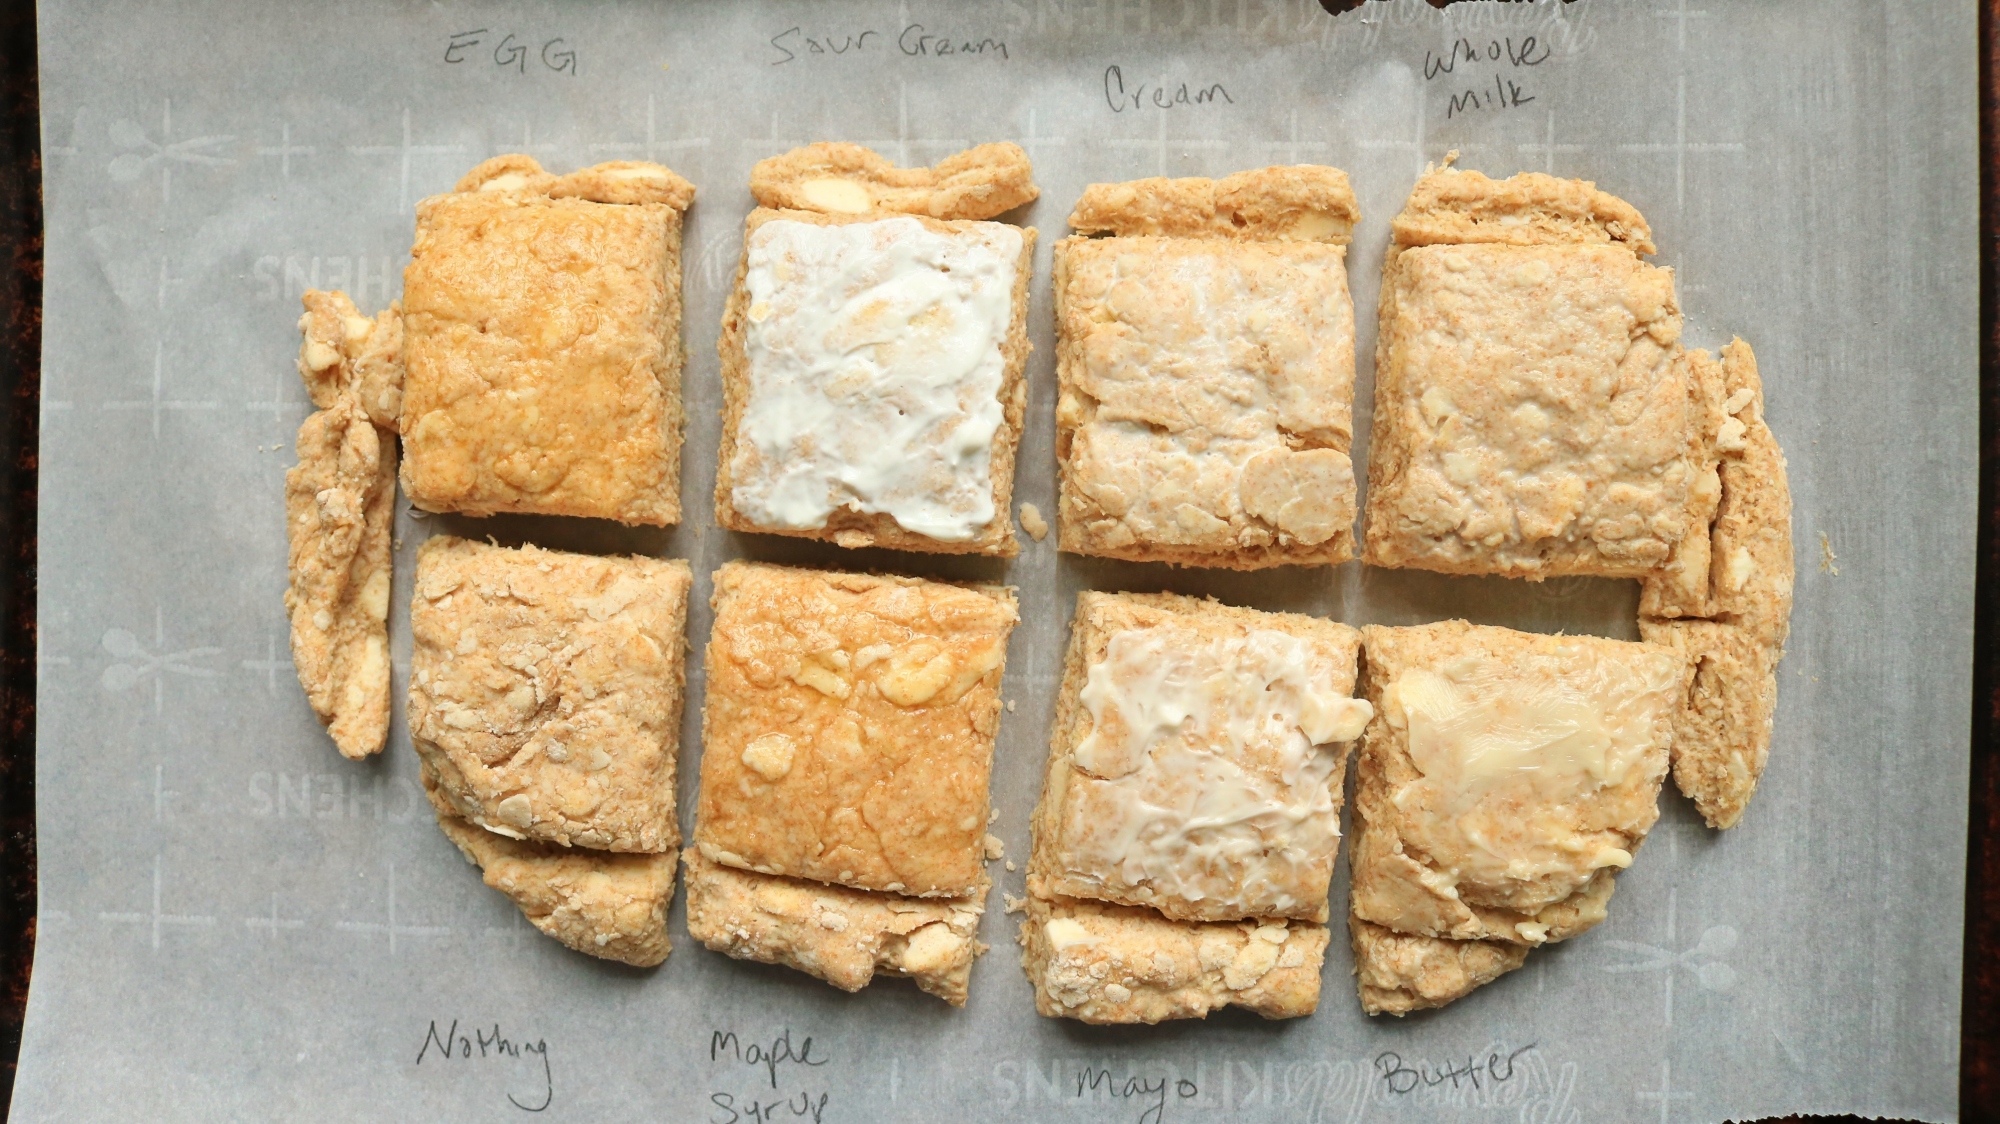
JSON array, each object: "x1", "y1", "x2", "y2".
[{"x1": 17, "y1": 1, "x2": 1975, "y2": 1120}]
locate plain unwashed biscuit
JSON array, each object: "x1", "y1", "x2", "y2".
[
  {"x1": 1364, "y1": 165, "x2": 1720, "y2": 580},
  {"x1": 399, "y1": 154, "x2": 692, "y2": 526},
  {"x1": 1020, "y1": 887, "x2": 1328, "y2": 1024},
  {"x1": 1349, "y1": 916, "x2": 1528, "y2": 1017},
  {"x1": 284, "y1": 394, "x2": 396, "y2": 759},
  {"x1": 750, "y1": 141, "x2": 1036, "y2": 220},
  {"x1": 1029, "y1": 591, "x2": 1367, "y2": 923},
  {"x1": 298, "y1": 289, "x2": 403, "y2": 431},
  {"x1": 714, "y1": 206, "x2": 1034, "y2": 555},
  {"x1": 1640, "y1": 339, "x2": 1793, "y2": 829},
  {"x1": 434, "y1": 799, "x2": 675, "y2": 968},
  {"x1": 694, "y1": 562, "x2": 1017, "y2": 896},
  {"x1": 1055, "y1": 168, "x2": 1361, "y2": 569},
  {"x1": 683, "y1": 848, "x2": 985, "y2": 1005},
  {"x1": 408, "y1": 537, "x2": 691, "y2": 852},
  {"x1": 1350, "y1": 622, "x2": 1681, "y2": 948}
]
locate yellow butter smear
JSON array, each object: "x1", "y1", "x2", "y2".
[
  {"x1": 1060, "y1": 626, "x2": 1372, "y2": 917},
  {"x1": 1384, "y1": 648, "x2": 1678, "y2": 891}
]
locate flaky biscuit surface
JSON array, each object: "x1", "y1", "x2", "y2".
[
  {"x1": 695, "y1": 562, "x2": 1017, "y2": 897},
  {"x1": 400, "y1": 156, "x2": 689, "y2": 526},
  {"x1": 435, "y1": 802, "x2": 676, "y2": 967},
  {"x1": 1349, "y1": 916, "x2": 1527, "y2": 1016},
  {"x1": 1365, "y1": 240, "x2": 1709, "y2": 578},
  {"x1": 683, "y1": 849, "x2": 985, "y2": 1005},
  {"x1": 1020, "y1": 887, "x2": 1326, "y2": 1024},
  {"x1": 285, "y1": 395, "x2": 395, "y2": 759},
  {"x1": 1055, "y1": 232, "x2": 1357, "y2": 568},
  {"x1": 409, "y1": 536, "x2": 690, "y2": 852}
]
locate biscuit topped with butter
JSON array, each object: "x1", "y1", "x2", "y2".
[{"x1": 1349, "y1": 620, "x2": 1685, "y2": 1015}]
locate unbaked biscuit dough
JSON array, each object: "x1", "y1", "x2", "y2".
[
  {"x1": 1364, "y1": 165, "x2": 1720, "y2": 580},
  {"x1": 284, "y1": 393, "x2": 395, "y2": 759},
  {"x1": 1054, "y1": 167, "x2": 1361, "y2": 569},
  {"x1": 434, "y1": 799, "x2": 676, "y2": 968},
  {"x1": 683, "y1": 849, "x2": 985, "y2": 1006},
  {"x1": 1029, "y1": 591, "x2": 1368, "y2": 923},
  {"x1": 399, "y1": 154, "x2": 694, "y2": 527},
  {"x1": 716, "y1": 143, "x2": 1036, "y2": 556},
  {"x1": 1640, "y1": 339, "x2": 1793, "y2": 828},
  {"x1": 694, "y1": 562, "x2": 1017, "y2": 897},
  {"x1": 1019, "y1": 887, "x2": 1328, "y2": 1024},
  {"x1": 408, "y1": 536, "x2": 691, "y2": 853}
]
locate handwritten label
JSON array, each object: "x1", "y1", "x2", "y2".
[
  {"x1": 1103, "y1": 66, "x2": 1234, "y2": 113},
  {"x1": 768, "y1": 25, "x2": 1007, "y2": 65},
  {"x1": 1076, "y1": 1067, "x2": 1199, "y2": 1124},
  {"x1": 443, "y1": 28, "x2": 578, "y2": 76},
  {"x1": 1426, "y1": 36, "x2": 1548, "y2": 118},
  {"x1": 1374, "y1": 1043, "x2": 1537, "y2": 1096},
  {"x1": 416, "y1": 1019, "x2": 553, "y2": 1113},
  {"x1": 707, "y1": 1027, "x2": 831, "y2": 1124}
]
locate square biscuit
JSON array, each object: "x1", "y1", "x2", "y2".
[
  {"x1": 682, "y1": 848, "x2": 985, "y2": 1006},
  {"x1": 1641, "y1": 339, "x2": 1792, "y2": 829},
  {"x1": 1364, "y1": 166, "x2": 1722, "y2": 580},
  {"x1": 400, "y1": 155, "x2": 694, "y2": 527},
  {"x1": 1055, "y1": 168, "x2": 1362, "y2": 569},
  {"x1": 433, "y1": 796, "x2": 676, "y2": 968},
  {"x1": 1020, "y1": 885, "x2": 1327, "y2": 1024},
  {"x1": 285, "y1": 394, "x2": 396, "y2": 759},
  {"x1": 714, "y1": 205, "x2": 1034, "y2": 555},
  {"x1": 1350, "y1": 621, "x2": 1681, "y2": 951},
  {"x1": 694, "y1": 561, "x2": 1018, "y2": 897},
  {"x1": 1028, "y1": 591, "x2": 1368, "y2": 923},
  {"x1": 408, "y1": 535, "x2": 691, "y2": 852},
  {"x1": 1349, "y1": 916, "x2": 1527, "y2": 1017}
]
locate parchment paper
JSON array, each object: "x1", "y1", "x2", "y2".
[{"x1": 17, "y1": 1, "x2": 1975, "y2": 1120}]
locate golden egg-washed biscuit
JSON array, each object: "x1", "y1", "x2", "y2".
[
  {"x1": 399, "y1": 154, "x2": 693, "y2": 527},
  {"x1": 1364, "y1": 165, "x2": 1723, "y2": 581},
  {"x1": 1641, "y1": 339, "x2": 1792, "y2": 828},
  {"x1": 1054, "y1": 172, "x2": 1360, "y2": 569},
  {"x1": 1029, "y1": 591, "x2": 1367, "y2": 923},
  {"x1": 433, "y1": 799, "x2": 675, "y2": 969},
  {"x1": 713, "y1": 208, "x2": 1034, "y2": 556},
  {"x1": 750, "y1": 141, "x2": 1036, "y2": 220},
  {"x1": 682, "y1": 849, "x2": 985, "y2": 1006},
  {"x1": 285, "y1": 394, "x2": 395, "y2": 759},
  {"x1": 694, "y1": 562, "x2": 1017, "y2": 897},
  {"x1": 1351, "y1": 622, "x2": 1681, "y2": 950},
  {"x1": 1019, "y1": 886, "x2": 1327, "y2": 1024},
  {"x1": 408, "y1": 537, "x2": 691, "y2": 853},
  {"x1": 1067, "y1": 165, "x2": 1358, "y2": 243},
  {"x1": 1349, "y1": 916, "x2": 1527, "y2": 1017},
  {"x1": 298, "y1": 289, "x2": 403, "y2": 431}
]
